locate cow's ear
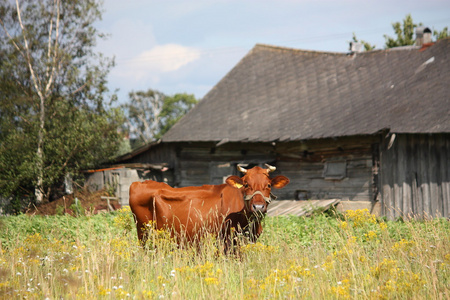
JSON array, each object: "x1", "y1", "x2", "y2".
[
  {"x1": 226, "y1": 175, "x2": 244, "y2": 189},
  {"x1": 271, "y1": 176, "x2": 290, "y2": 189}
]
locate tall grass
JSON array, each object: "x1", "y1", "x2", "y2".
[{"x1": 0, "y1": 207, "x2": 448, "y2": 299}]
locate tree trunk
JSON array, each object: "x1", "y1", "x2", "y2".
[
  {"x1": 13, "y1": 0, "x2": 61, "y2": 203},
  {"x1": 35, "y1": 95, "x2": 45, "y2": 203}
]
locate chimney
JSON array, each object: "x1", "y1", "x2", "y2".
[
  {"x1": 415, "y1": 26, "x2": 432, "y2": 46},
  {"x1": 349, "y1": 42, "x2": 363, "y2": 53}
]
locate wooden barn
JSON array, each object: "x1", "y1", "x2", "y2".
[{"x1": 113, "y1": 37, "x2": 450, "y2": 219}]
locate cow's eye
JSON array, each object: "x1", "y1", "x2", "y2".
[
  {"x1": 244, "y1": 183, "x2": 249, "y2": 188},
  {"x1": 267, "y1": 183, "x2": 271, "y2": 188}
]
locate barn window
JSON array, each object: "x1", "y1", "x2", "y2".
[{"x1": 323, "y1": 161, "x2": 347, "y2": 180}]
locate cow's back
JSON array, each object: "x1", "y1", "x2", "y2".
[{"x1": 129, "y1": 181, "x2": 244, "y2": 243}]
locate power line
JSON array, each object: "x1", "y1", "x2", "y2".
[
  {"x1": 114, "y1": 17, "x2": 450, "y2": 65},
  {"x1": 115, "y1": 46, "x2": 245, "y2": 65}
]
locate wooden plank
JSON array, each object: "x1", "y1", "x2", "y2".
[
  {"x1": 442, "y1": 136, "x2": 450, "y2": 217},
  {"x1": 444, "y1": 135, "x2": 449, "y2": 218},
  {"x1": 436, "y1": 135, "x2": 444, "y2": 217},
  {"x1": 392, "y1": 134, "x2": 401, "y2": 219},
  {"x1": 380, "y1": 138, "x2": 393, "y2": 219},
  {"x1": 416, "y1": 135, "x2": 424, "y2": 218},
  {"x1": 267, "y1": 200, "x2": 295, "y2": 211},
  {"x1": 420, "y1": 135, "x2": 431, "y2": 217},
  {"x1": 277, "y1": 205, "x2": 307, "y2": 216},
  {"x1": 436, "y1": 134, "x2": 448, "y2": 218},
  {"x1": 408, "y1": 135, "x2": 419, "y2": 217},
  {"x1": 428, "y1": 135, "x2": 438, "y2": 217},
  {"x1": 267, "y1": 199, "x2": 340, "y2": 217},
  {"x1": 397, "y1": 135, "x2": 409, "y2": 217}
]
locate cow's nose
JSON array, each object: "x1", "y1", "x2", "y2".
[{"x1": 252, "y1": 204, "x2": 265, "y2": 212}]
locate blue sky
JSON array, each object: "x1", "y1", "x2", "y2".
[{"x1": 95, "y1": 0, "x2": 450, "y2": 102}]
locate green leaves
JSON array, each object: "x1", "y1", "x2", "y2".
[
  {"x1": 353, "y1": 14, "x2": 449, "y2": 51},
  {"x1": 351, "y1": 33, "x2": 376, "y2": 51},
  {"x1": 158, "y1": 93, "x2": 198, "y2": 138},
  {"x1": 0, "y1": 0, "x2": 123, "y2": 207},
  {"x1": 433, "y1": 27, "x2": 449, "y2": 40},
  {"x1": 122, "y1": 89, "x2": 198, "y2": 148},
  {"x1": 384, "y1": 14, "x2": 419, "y2": 48}
]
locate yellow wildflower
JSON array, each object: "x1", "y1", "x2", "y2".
[
  {"x1": 204, "y1": 277, "x2": 219, "y2": 285},
  {"x1": 339, "y1": 221, "x2": 348, "y2": 230}
]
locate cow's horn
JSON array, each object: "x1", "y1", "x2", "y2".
[
  {"x1": 237, "y1": 164, "x2": 248, "y2": 174},
  {"x1": 265, "y1": 164, "x2": 276, "y2": 173}
]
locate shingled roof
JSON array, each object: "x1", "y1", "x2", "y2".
[{"x1": 162, "y1": 38, "x2": 450, "y2": 143}]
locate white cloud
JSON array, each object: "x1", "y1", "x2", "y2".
[
  {"x1": 138, "y1": 44, "x2": 201, "y2": 72},
  {"x1": 114, "y1": 44, "x2": 201, "y2": 81}
]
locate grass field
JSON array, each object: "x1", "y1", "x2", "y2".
[{"x1": 0, "y1": 207, "x2": 449, "y2": 299}]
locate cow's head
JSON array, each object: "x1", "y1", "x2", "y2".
[{"x1": 226, "y1": 164, "x2": 289, "y2": 214}]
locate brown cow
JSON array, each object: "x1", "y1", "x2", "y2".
[{"x1": 129, "y1": 164, "x2": 289, "y2": 252}]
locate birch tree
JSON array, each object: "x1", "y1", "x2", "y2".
[
  {"x1": 123, "y1": 90, "x2": 165, "y2": 147},
  {"x1": 122, "y1": 90, "x2": 198, "y2": 149},
  {"x1": 0, "y1": 0, "x2": 123, "y2": 207}
]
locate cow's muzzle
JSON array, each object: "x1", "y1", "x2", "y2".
[
  {"x1": 244, "y1": 191, "x2": 277, "y2": 204},
  {"x1": 252, "y1": 204, "x2": 266, "y2": 212}
]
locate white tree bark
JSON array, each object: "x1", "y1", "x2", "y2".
[{"x1": 14, "y1": 0, "x2": 61, "y2": 202}]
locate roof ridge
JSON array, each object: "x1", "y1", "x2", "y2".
[
  {"x1": 254, "y1": 43, "x2": 346, "y2": 55},
  {"x1": 253, "y1": 42, "x2": 445, "y2": 56}
]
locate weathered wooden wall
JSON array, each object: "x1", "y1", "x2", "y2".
[
  {"x1": 123, "y1": 143, "x2": 177, "y2": 167},
  {"x1": 174, "y1": 136, "x2": 378, "y2": 202},
  {"x1": 176, "y1": 142, "x2": 275, "y2": 187},
  {"x1": 276, "y1": 136, "x2": 377, "y2": 201},
  {"x1": 118, "y1": 133, "x2": 450, "y2": 218},
  {"x1": 117, "y1": 143, "x2": 177, "y2": 185},
  {"x1": 380, "y1": 134, "x2": 450, "y2": 219}
]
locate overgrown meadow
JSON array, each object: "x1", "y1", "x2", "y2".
[{"x1": 0, "y1": 207, "x2": 449, "y2": 299}]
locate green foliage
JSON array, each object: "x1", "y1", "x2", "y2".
[
  {"x1": 261, "y1": 214, "x2": 339, "y2": 249},
  {"x1": 353, "y1": 14, "x2": 449, "y2": 51},
  {"x1": 384, "y1": 14, "x2": 419, "y2": 48},
  {"x1": 158, "y1": 93, "x2": 198, "y2": 138},
  {"x1": 122, "y1": 89, "x2": 166, "y2": 147},
  {"x1": 351, "y1": 32, "x2": 376, "y2": 51},
  {"x1": 434, "y1": 26, "x2": 449, "y2": 40},
  {"x1": 105, "y1": 183, "x2": 117, "y2": 197},
  {"x1": 122, "y1": 89, "x2": 198, "y2": 148},
  {"x1": 55, "y1": 205, "x2": 65, "y2": 216},
  {"x1": 113, "y1": 206, "x2": 134, "y2": 232},
  {"x1": 69, "y1": 198, "x2": 84, "y2": 217},
  {"x1": 0, "y1": 0, "x2": 124, "y2": 206}
]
